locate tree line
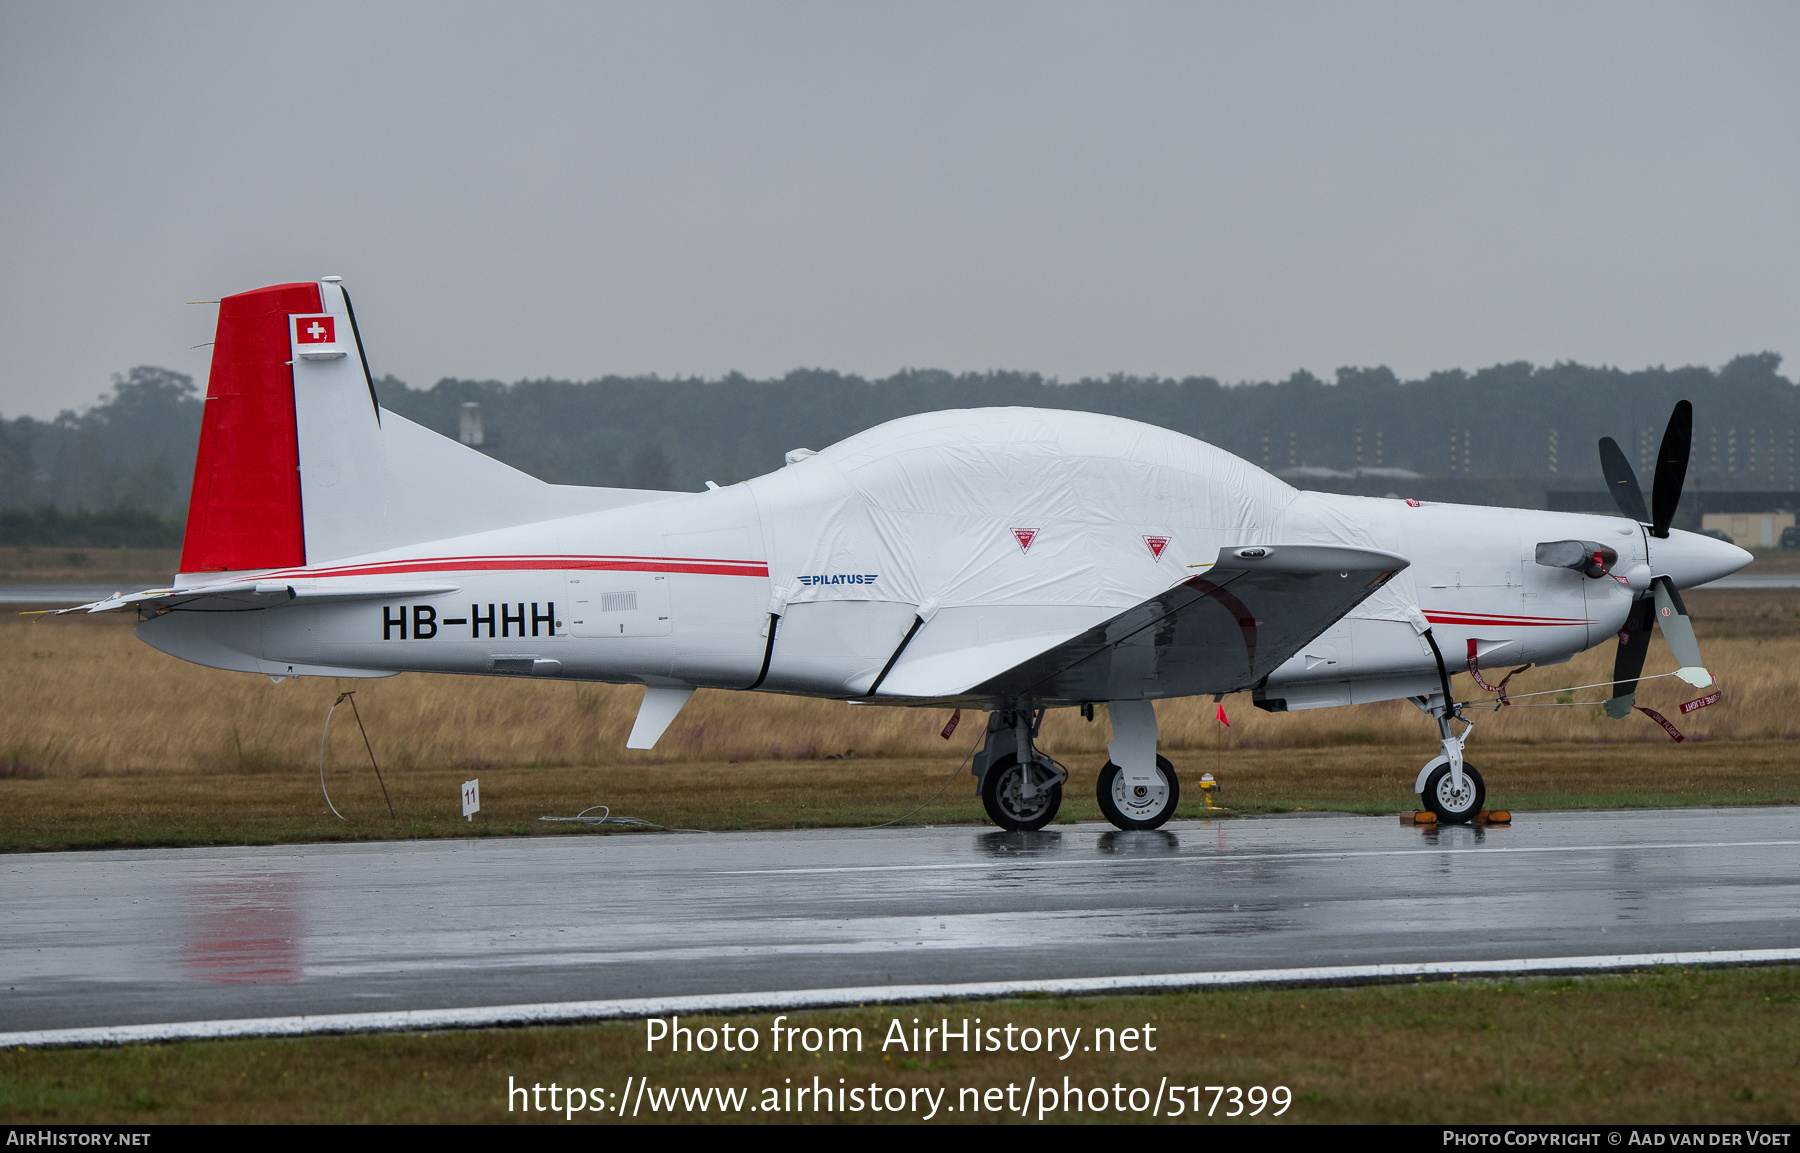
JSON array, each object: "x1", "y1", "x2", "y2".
[{"x1": 2, "y1": 355, "x2": 1794, "y2": 531}]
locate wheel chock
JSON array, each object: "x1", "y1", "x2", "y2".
[
  {"x1": 1476, "y1": 809, "x2": 1512, "y2": 824},
  {"x1": 1401, "y1": 811, "x2": 1437, "y2": 826}
]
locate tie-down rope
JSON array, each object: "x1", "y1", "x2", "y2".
[
  {"x1": 317, "y1": 691, "x2": 395, "y2": 820},
  {"x1": 1475, "y1": 668, "x2": 1692, "y2": 708}
]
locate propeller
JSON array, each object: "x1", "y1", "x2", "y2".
[
  {"x1": 1597, "y1": 436, "x2": 1650, "y2": 526},
  {"x1": 1649, "y1": 400, "x2": 1692, "y2": 539},
  {"x1": 1603, "y1": 598, "x2": 1655, "y2": 719},
  {"x1": 1599, "y1": 399, "x2": 1691, "y2": 538},
  {"x1": 1598, "y1": 400, "x2": 1712, "y2": 717}
]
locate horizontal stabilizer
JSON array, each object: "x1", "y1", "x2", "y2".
[{"x1": 53, "y1": 579, "x2": 462, "y2": 615}]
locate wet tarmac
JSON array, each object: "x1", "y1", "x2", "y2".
[{"x1": 4, "y1": 807, "x2": 1797, "y2": 1035}]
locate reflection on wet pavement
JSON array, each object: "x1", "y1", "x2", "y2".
[
  {"x1": 182, "y1": 875, "x2": 303, "y2": 984},
  {"x1": 5, "y1": 807, "x2": 1797, "y2": 1032}
]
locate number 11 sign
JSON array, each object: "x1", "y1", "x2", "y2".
[{"x1": 461, "y1": 778, "x2": 480, "y2": 822}]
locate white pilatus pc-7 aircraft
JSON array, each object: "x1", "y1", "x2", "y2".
[{"x1": 59, "y1": 279, "x2": 1752, "y2": 830}]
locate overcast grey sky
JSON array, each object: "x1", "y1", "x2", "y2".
[{"x1": 1, "y1": 2, "x2": 1795, "y2": 417}]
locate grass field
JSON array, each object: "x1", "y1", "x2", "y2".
[
  {"x1": 0, "y1": 546, "x2": 181, "y2": 586},
  {"x1": 4, "y1": 967, "x2": 1796, "y2": 1124},
  {"x1": 2, "y1": 588, "x2": 1796, "y2": 849}
]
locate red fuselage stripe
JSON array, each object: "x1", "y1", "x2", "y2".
[
  {"x1": 1423, "y1": 612, "x2": 1591, "y2": 627},
  {"x1": 260, "y1": 555, "x2": 770, "y2": 580}
]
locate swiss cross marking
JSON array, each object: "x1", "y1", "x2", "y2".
[
  {"x1": 296, "y1": 316, "x2": 335, "y2": 344},
  {"x1": 1144, "y1": 535, "x2": 1170, "y2": 560},
  {"x1": 1011, "y1": 528, "x2": 1038, "y2": 553}
]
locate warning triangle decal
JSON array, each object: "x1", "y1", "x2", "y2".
[
  {"x1": 1144, "y1": 535, "x2": 1170, "y2": 560},
  {"x1": 1011, "y1": 528, "x2": 1038, "y2": 553}
]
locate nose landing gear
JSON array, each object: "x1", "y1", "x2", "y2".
[
  {"x1": 1421, "y1": 759, "x2": 1485, "y2": 823},
  {"x1": 1412, "y1": 694, "x2": 1484, "y2": 824}
]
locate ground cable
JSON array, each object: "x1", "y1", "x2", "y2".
[
  {"x1": 537, "y1": 805, "x2": 707, "y2": 833},
  {"x1": 858, "y1": 726, "x2": 986, "y2": 830},
  {"x1": 316, "y1": 691, "x2": 395, "y2": 820}
]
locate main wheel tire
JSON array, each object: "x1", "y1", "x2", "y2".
[
  {"x1": 980, "y1": 754, "x2": 1063, "y2": 831},
  {"x1": 1421, "y1": 761, "x2": 1485, "y2": 825},
  {"x1": 1096, "y1": 755, "x2": 1180, "y2": 830}
]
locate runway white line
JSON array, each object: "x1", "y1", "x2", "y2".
[
  {"x1": 6, "y1": 948, "x2": 1797, "y2": 1049},
  {"x1": 709, "y1": 838, "x2": 1800, "y2": 876}
]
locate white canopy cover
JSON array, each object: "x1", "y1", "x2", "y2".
[{"x1": 745, "y1": 407, "x2": 1421, "y2": 624}]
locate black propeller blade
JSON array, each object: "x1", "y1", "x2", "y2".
[
  {"x1": 1649, "y1": 399, "x2": 1691, "y2": 539},
  {"x1": 1597, "y1": 436, "x2": 1650, "y2": 525},
  {"x1": 1597, "y1": 399, "x2": 1711, "y2": 721},
  {"x1": 1604, "y1": 597, "x2": 1656, "y2": 719}
]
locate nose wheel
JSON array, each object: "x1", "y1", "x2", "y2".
[
  {"x1": 1421, "y1": 760, "x2": 1485, "y2": 824},
  {"x1": 1097, "y1": 755, "x2": 1180, "y2": 830}
]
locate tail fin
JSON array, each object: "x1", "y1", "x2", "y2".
[
  {"x1": 181, "y1": 278, "x2": 678, "y2": 576},
  {"x1": 180, "y1": 278, "x2": 386, "y2": 571},
  {"x1": 180, "y1": 281, "x2": 322, "y2": 573}
]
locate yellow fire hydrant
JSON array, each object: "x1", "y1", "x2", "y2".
[{"x1": 1198, "y1": 772, "x2": 1221, "y2": 809}]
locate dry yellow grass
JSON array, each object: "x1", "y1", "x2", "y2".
[
  {"x1": 6, "y1": 590, "x2": 1796, "y2": 773},
  {"x1": 1, "y1": 589, "x2": 1796, "y2": 848}
]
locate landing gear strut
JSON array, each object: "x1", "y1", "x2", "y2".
[
  {"x1": 1413, "y1": 695, "x2": 1484, "y2": 824},
  {"x1": 974, "y1": 708, "x2": 1066, "y2": 831},
  {"x1": 1097, "y1": 699, "x2": 1180, "y2": 831}
]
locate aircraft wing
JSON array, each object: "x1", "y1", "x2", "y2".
[
  {"x1": 881, "y1": 544, "x2": 1408, "y2": 705},
  {"x1": 47, "y1": 578, "x2": 462, "y2": 615}
]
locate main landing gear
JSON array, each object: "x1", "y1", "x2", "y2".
[
  {"x1": 974, "y1": 709, "x2": 1066, "y2": 831},
  {"x1": 1413, "y1": 695, "x2": 1485, "y2": 824},
  {"x1": 974, "y1": 701, "x2": 1181, "y2": 832},
  {"x1": 1096, "y1": 755, "x2": 1180, "y2": 830}
]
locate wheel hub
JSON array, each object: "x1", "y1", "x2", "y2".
[
  {"x1": 998, "y1": 764, "x2": 1053, "y2": 820},
  {"x1": 1436, "y1": 774, "x2": 1476, "y2": 813},
  {"x1": 1111, "y1": 774, "x2": 1169, "y2": 819}
]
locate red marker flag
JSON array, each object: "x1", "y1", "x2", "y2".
[
  {"x1": 1215, "y1": 702, "x2": 1230, "y2": 726},
  {"x1": 940, "y1": 708, "x2": 961, "y2": 740}
]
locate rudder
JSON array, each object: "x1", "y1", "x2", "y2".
[{"x1": 179, "y1": 281, "x2": 322, "y2": 573}]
